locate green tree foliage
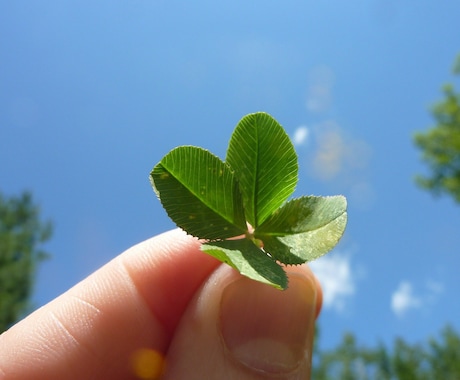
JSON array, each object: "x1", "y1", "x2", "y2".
[
  {"x1": 427, "y1": 325, "x2": 460, "y2": 379},
  {"x1": 414, "y1": 54, "x2": 460, "y2": 203},
  {"x1": 0, "y1": 191, "x2": 52, "y2": 333},
  {"x1": 312, "y1": 325, "x2": 460, "y2": 379}
]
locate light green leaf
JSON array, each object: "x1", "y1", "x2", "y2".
[
  {"x1": 257, "y1": 196, "x2": 347, "y2": 264},
  {"x1": 202, "y1": 239, "x2": 288, "y2": 290},
  {"x1": 226, "y1": 112, "x2": 298, "y2": 227},
  {"x1": 264, "y1": 212, "x2": 347, "y2": 263},
  {"x1": 256, "y1": 196, "x2": 347, "y2": 235},
  {"x1": 150, "y1": 146, "x2": 247, "y2": 240}
]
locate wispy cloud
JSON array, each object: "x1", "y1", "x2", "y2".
[
  {"x1": 311, "y1": 122, "x2": 346, "y2": 181},
  {"x1": 391, "y1": 281, "x2": 421, "y2": 318},
  {"x1": 426, "y1": 280, "x2": 444, "y2": 296},
  {"x1": 391, "y1": 280, "x2": 444, "y2": 318},
  {"x1": 292, "y1": 126, "x2": 309, "y2": 146},
  {"x1": 303, "y1": 65, "x2": 373, "y2": 201},
  {"x1": 310, "y1": 252, "x2": 355, "y2": 313},
  {"x1": 301, "y1": 120, "x2": 375, "y2": 210},
  {"x1": 306, "y1": 66, "x2": 334, "y2": 113},
  {"x1": 309, "y1": 121, "x2": 372, "y2": 182}
]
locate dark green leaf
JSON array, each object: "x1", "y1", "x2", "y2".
[
  {"x1": 202, "y1": 239, "x2": 288, "y2": 290},
  {"x1": 261, "y1": 235, "x2": 306, "y2": 265},
  {"x1": 151, "y1": 146, "x2": 247, "y2": 240}
]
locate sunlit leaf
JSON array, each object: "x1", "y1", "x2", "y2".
[
  {"x1": 263, "y1": 212, "x2": 347, "y2": 264},
  {"x1": 256, "y1": 196, "x2": 347, "y2": 264},
  {"x1": 256, "y1": 196, "x2": 347, "y2": 235},
  {"x1": 226, "y1": 112, "x2": 298, "y2": 227}
]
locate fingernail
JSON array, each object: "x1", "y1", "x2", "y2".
[{"x1": 220, "y1": 273, "x2": 316, "y2": 374}]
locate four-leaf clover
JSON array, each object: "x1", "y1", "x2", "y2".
[{"x1": 150, "y1": 112, "x2": 347, "y2": 289}]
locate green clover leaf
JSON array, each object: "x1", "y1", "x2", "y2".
[{"x1": 150, "y1": 112, "x2": 347, "y2": 290}]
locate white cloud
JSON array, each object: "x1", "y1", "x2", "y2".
[
  {"x1": 292, "y1": 126, "x2": 309, "y2": 146},
  {"x1": 391, "y1": 280, "x2": 444, "y2": 318},
  {"x1": 391, "y1": 281, "x2": 421, "y2": 318},
  {"x1": 310, "y1": 253, "x2": 355, "y2": 313}
]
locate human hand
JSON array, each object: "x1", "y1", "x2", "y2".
[{"x1": 0, "y1": 229, "x2": 322, "y2": 379}]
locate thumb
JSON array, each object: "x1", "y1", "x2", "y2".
[{"x1": 163, "y1": 264, "x2": 320, "y2": 379}]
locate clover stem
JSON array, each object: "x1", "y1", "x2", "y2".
[
  {"x1": 245, "y1": 222, "x2": 254, "y2": 239},
  {"x1": 245, "y1": 222, "x2": 263, "y2": 248}
]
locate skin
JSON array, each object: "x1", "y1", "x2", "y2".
[{"x1": 0, "y1": 229, "x2": 322, "y2": 380}]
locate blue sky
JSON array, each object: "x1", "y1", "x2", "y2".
[{"x1": 1, "y1": 1, "x2": 459, "y2": 350}]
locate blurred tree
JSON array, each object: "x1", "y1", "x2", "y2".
[
  {"x1": 427, "y1": 325, "x2": 460, "y2": 379},
  {"x1": 313, "y1": 325, "x2": 460, "y2": 379},
  {"x1": 312, "y1": 332, "x2": 373, "y2": 379},
  {"x1": 392, "y1": 338, "x2": 428, "y2": 380},
  {"x1": 414, "y1": 54, "x2": 460, "y2": 203},
  {"x1": 0, "y1": 191, "x2": 52, "y2": 333}
]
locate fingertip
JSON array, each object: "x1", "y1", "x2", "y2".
[
  {"x1": 313, "y1": 273, "x2": 323, "y2": 318},
  {"x1": 282, "y1": 264, "x2": 323, "y2": 319},
  {"x1": 120, "y1": 229, "x2": 221, "y2": 335}
]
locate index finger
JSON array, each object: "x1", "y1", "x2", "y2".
[{"x1": 0, "y1": 229, "x2": 220, "y2": 380}]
